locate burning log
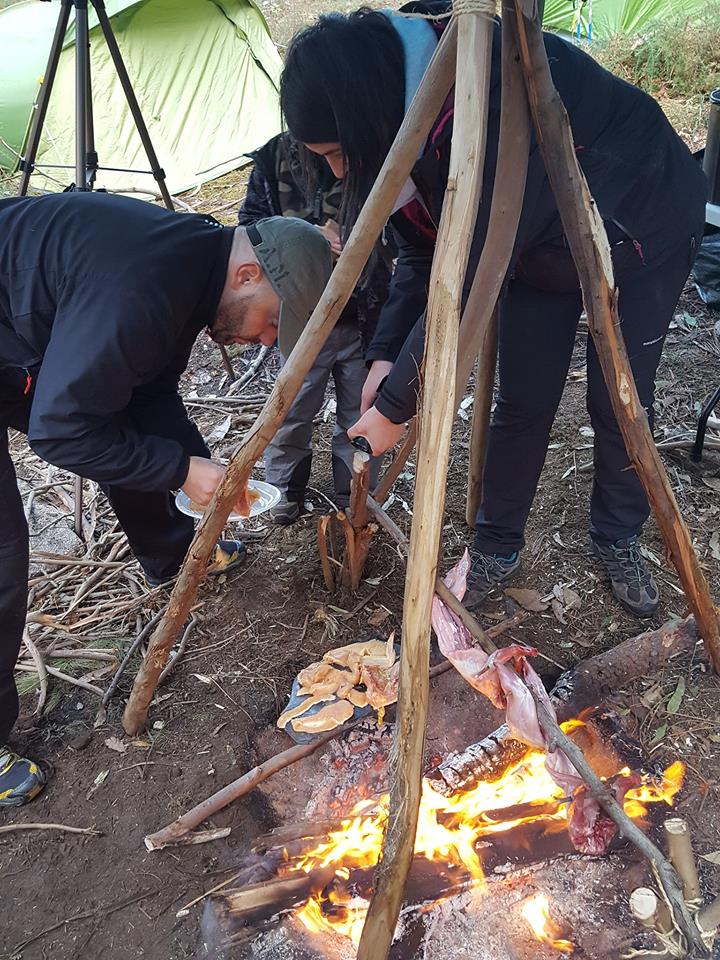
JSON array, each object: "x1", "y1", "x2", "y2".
[{"x1": 429, "y1": 616, "x2": 698, "y2": 795}]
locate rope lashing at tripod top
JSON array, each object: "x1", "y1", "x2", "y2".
[{"x1": 396, "y1": 0, "x2": 498, "y2": 18}]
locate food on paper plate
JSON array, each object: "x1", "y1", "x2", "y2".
[
  {"x1": 277, "y1": 635, "x2": 400, "y2": 738},
  {"x1": 187, "y1": 482, "x2": 262, "y2": 518}
]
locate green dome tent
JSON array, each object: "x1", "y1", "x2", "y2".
[
  {"x1": 0, "y1": 0, "x2": 282, "y2": 194},
  {"x1": 542, "y1": 0, "x2": 709, "y2": 41}
]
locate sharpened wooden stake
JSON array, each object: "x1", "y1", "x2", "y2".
[
  {"x1": 122, "y1": 19, "x2": 460, "y2": 735},
  {"x1": 357, "y1": 9, "x2": 494, "y2": 959},
  {"x1": 698, "y1": 893, "x2": 720, "y2": 935},
  {"x1": 629, "y1": 887, "x2": 673, "y2": 934},
  {"x1": 664, "y1": 817, "x2": 701, "y2": 903},
  {"x1": 511, "y1": 0, "x2": 720, "y2": 672}
]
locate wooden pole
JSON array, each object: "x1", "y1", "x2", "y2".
[
  {"x1": 121, "y1": 20, "x2": 460, "y2": 735},
  {"x1": 664, "y1": 818, "x2": 701, "y2": 903},
  {"x1": 357, "y1": 10, "x2": 494, "y2": 959},
  {"x1": 510, "y1": 0, "x2": 720, "y2": 672},
  {"x1": 374, "y1": 0, "x2": 529, "y2": 506},
  {"x1": 465, "y1": 307, "x2": 497, "y2": 527}
]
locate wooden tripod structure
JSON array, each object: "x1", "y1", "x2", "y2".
[{"x1": 123, "y1": 0, "x2": 720, "y2": 952}]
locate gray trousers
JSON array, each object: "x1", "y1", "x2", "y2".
[{"x1": 265, "y1": 323, "x2": 381, "y2": 505}]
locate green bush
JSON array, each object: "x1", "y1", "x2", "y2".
[{"x1": 594, "y1": 7, "x2": 720, "y2": 99}]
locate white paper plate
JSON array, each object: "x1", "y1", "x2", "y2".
[{"x1": 175, "y1": 480, "x2": 281, "y2": 522}]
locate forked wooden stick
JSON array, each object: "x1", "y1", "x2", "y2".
[
  {"x1": 510, "y1": 0, "x2": 720, "y2": 672},
  {"x1": 357, "y1": 8, "x2": 494, "y2": 958},
  {"x1": 121, "y1": 19, "x2": 460, "y2": 735}
]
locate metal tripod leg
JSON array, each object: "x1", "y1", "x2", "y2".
[
  {"x1": 86, "y1": 5, "x2": 242, "y2": 388},
  {"x1": 17, "y1": 0, "x2": 73, "y2": 195},
  {"x1": 91, "y1": 0, "x2": 175, "y2": 210},
  {"x1": 693, "y1": 383, "x2": 720, "y2": 462}
]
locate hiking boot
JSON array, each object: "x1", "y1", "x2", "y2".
[
  {"x1": 592, "y1": 536, "x2": 659, "y2": 618},
  {"x1": 270, "y1": 496, "x2": 302, "y2": 526},
  {"x1": 0, "y1": 746, "x2": 47, "y2": 807},
  {"x1": 463, "y1": 547, "x2": 521, "y2": 610},
  {"x1": 144, "y1": 538, "x2": 247, "y2": 588}
]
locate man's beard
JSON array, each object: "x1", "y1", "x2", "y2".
[{"x1": 210, "y1": 300, "x2": 250, "y2": 345}]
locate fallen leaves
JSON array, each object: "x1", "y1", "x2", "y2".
[
  {"x1": 104, "y1": 736, "x2": 128, "y2": 755},
  {"x1": 710, "y1": 531, "x2": 720, "y2": 561},
  {"x1": 504, "y1": 588, "x2": 549, "y2": 612},
  {"x1": 666, "y1": 676, "x2": 686, "y2": 716}
]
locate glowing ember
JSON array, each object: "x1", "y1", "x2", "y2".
[
  {"x1": 291, "y1": 734, "x2": 685, "y2": 946},
  {"x1": 296, "y1": 890, "x2": 369, "y2": 947},
  {"x1": 521, "y1": 893, "x2": 574, "y2": 952}
]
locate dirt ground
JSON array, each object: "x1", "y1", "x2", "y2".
[{"x1": 2, "y1": 5, "x2": 720, "y2": 959}]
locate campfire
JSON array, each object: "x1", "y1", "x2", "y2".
[
  {"x1": 205, "y1": 715, "x2": 685, "y2": 957},
  {"x1": 285, "y1": 727, "x2": 684, "y2": 949}
]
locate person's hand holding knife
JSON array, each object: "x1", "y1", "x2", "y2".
[{"x1": 348, "y1": 365, "x2": 407, "y2": 455}]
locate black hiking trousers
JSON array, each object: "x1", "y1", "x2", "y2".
[
  {"x1": 473, "y1": 226, "x2": 703, "y2": 556},
  {"x1": 0, "y1": 392, "x2": 208, "y2": 744}
]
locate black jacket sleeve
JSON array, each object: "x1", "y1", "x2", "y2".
[
  {"x1": 27, "y1": 279, "x2": 193, "y2": 492},
  {"x1": 238, "y1": 162, "x2": 276, "y2": 225},
  {"x1": 364, "y1": 229, "x2": 433, "y2": 365}
]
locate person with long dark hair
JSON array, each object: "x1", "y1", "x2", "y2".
[{"x1": 280, "y1": 2, "x2": 707, "y2": 619}]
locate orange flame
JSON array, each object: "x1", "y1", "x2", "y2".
[
  {"x1": 291, "y1": 741, "x2": 685, "y2": 947},
  {"x1": 521, "y1": 893, "x2": 574, "y2": 952}
]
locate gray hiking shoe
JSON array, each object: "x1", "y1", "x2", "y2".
[
  {"x1": 592, "y1": 536, "x2": 659, "y2": 618},
  {"x1": 270, "y1": 496, "x2": 302, "y2": 525},
  {"x1": 464, "y1": 547, "x2": 521, "y2": 610}
]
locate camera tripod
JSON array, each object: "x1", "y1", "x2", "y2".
[
  {"x1": 17, "y1": 0, "x2": 236, "y2": 535},
  {"x1": 17, "y1": 0, "x2": 174, "y2": 206}
]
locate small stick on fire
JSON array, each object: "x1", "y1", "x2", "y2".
[{"x1": 530, "y1": 695, "x2": 707, "y2": 955}]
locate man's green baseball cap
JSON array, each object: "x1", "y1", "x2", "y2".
[{"x1": 246, "y1": 216, "x2": 334, "y2": 357}]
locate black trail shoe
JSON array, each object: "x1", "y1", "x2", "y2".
[
  {"x1": 464, "y1": 548, "x2": 521, "y2": 610},
  {"x1": 593, "y1": 536, "x2": 659, "y2": 618},
  {"x1": 270, "y1": 496, "x2": 302, "y2": 526},
  {"x1": 0, "y1": 746, "x2": 47, "y2": 807}
]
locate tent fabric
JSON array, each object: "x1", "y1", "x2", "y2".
[
  {"x1": 542, "y1": 0, "x2": 709, "y2": 41},
  {"x1": 0, "y1": 0, "x2": 282, "y2": 194}
]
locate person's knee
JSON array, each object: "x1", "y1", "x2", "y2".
[{"x1": 493, "y1": 394, "x2": 557, "y2": 433}]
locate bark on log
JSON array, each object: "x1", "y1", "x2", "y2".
[
  {"x1": 510, "y1": 0, "x2": 720, "y2": 672},
  {"x1": 121, "y1": 19, "x2": 460, "y2": 735},
  {"x1": 429, "y1": 616, "x2": 698, "y2": 795},
  {"x1": 357, "y1": 14, "x2": 494, "y2": 960},
  {"x1": 466, "y1": 308, "x2": 498, "y2": 528}
]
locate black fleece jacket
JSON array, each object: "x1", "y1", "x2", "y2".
[
  {"x1": 369, "y1": 12, "x2": 707, "y2": 424},
  {"x1": 0, "y1": 192, "x2": 233, "y2": 491}
]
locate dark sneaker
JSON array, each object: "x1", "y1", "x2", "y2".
[
  {"x1": 144, "y1": 539, "x2": 247, "y2": 588},
  {"x1": 0, "y1": 747, "x2": 47, "y2": 807},
  {"x1": 208, "y1": 539, "x2": 248, "y2": 577},
  {"x1": 592, "y1": 536, "x2": 659, "y2": 618},
  {"x1": 270, "y1": 496, "x2": 302, "y2": 525},
  {"x1": 464, "y1": 548, "x2": 521, "y2": 610}
]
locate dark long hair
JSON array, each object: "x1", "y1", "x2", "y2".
[{"x1": 280, "y1": 9, "x2": 406, "y2": 244}]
